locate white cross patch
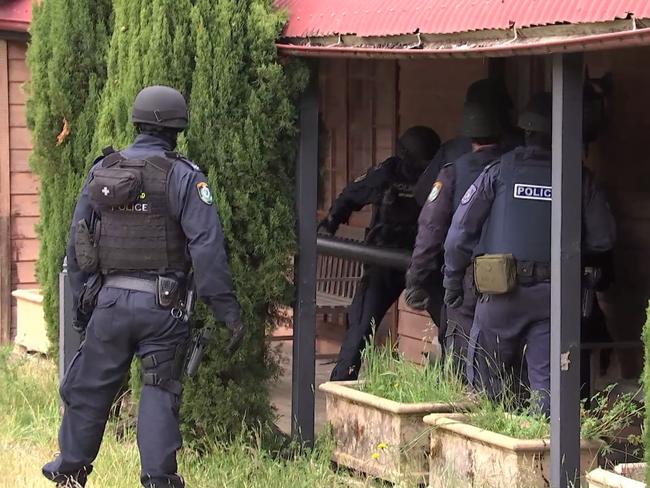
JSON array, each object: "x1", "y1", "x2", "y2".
[{"x1": 102, "y1": 186, "x2": 110, "y2": 196}]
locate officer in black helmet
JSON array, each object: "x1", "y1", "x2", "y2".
[
  {"x1": 443, "y1": 93, "x2": 615, "y2": 415},
  {"x1": 42, "y1": 85, "x2": 245, "y2": 488},
  {"x1": 405, "y1": 101, "x2": 507, "y2": 373},
  {"x1": 319, "y1": 126, "x2": 441, "y2": 381},
  {"x1": 413, "y1": 78, "x2": 523, "y2": 207}
]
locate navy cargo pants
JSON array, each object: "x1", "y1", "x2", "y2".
[
  {"x1": 42, "y1": 285, "x2": 189, "y2": 488},
  {"x1": 331, "y1": 266, "x2": 405, "y2": 381},
  {"x1": 443, "y1": 267, "x2": 478, "y2": 377},
  {"x1": 467, "y1": 282, "x2": 551, "y2": 415}
]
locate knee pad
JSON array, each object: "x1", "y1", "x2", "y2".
[{"x1": 141, "y1": 344, "x2": 188, "y2": 395}]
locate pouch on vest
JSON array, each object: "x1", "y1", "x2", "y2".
[
  {"x1": 473, "y1": 254, "x2": 517, "y2": 295},
  {"x1": 74, "y1": 219, "x2": 99, "y2": 273},
  {"x1": 88, "y1": 167, "x2": 143, "y2": 208}
]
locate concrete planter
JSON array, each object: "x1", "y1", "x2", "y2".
[
  {"x1": 587, "y1": 464, "x2": 646, "y2": 488},
  {"x1": 319, "y1": 380, "x2": 470, "y2": 484},
  {"x1": 12, "y1": 289, "x2": 49, "y2": 354},
  {"x1": 424, "y1": 413, "x2": 602, "y2": 488}
]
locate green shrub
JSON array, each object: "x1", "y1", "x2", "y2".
[
  {"x1": 26, "y1": 0, "x2": 112, "y2": 354},
  {"x1": 180, "y1": 0, "x2": 307, "y2": 446},
  {"x1": 28, "y1": 0, "x2": 307, "y2": 444}
]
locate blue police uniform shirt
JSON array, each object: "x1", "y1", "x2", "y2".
[
  {"x1": 442, "y1": 145, "x2": 616, "y2": 291},
  {"x1": 66, "y1": 133, "x2": 242, "y2": 325}
]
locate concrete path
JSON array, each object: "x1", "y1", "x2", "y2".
[{"x1": 269, "y1": 340, "x2": 333, "y2": 435}]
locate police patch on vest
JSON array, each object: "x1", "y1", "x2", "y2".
[
  {"x1": 427, "y1": 181, "x2": 443, "y2": 203},
  {"x1": 461, "y1": 184, "x2": 477, "y2": 205},
  {"x1": 111, "y1": 202, "x2": 151, "y2": 213},
  {"x1": 197, "y1": 182, "x2": 214, "y2": 205},
  {"x1": 513, "y1": 184, "x2": 552, "y2": 201}
]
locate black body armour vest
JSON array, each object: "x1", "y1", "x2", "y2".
[
  {"x1": 452, "y1": 148, "x2": 501, "y2": 210},
  {"x1": 93, "y1": 151, "x2": 188, "y2": 273},
  {"x1": 481, "y1": 147, "x2": 552, "y2": 264},
  {"x1": 369, "y1": 160, "x2": 421, "y2": 248}
]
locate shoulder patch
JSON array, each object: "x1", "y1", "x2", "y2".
[
  {"x1": 460, "y1": 184, "x2": 477, "y2": 205},
  {"x1": 196, "y1": 182, "x2": 214, "y2": 205},
  {"x1": 427, "y1": 181, "x2": 443, "y2": 203}
]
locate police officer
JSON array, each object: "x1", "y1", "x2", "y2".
[
  {"x1": 443, "y1": 93, "x2": 615, "y2": 415},
  {"x1": 413, "y1": 78, "x2": 522, "y2": 207},
  {"x1": 320, "y1": 126, "x2": 441, "y2": 381},
  {"x1": 42, "y1": 86, "x2": 245, "y2": 487},
  {"x1": 405, "y1": 101, "x2": 507, "y2": 372}
]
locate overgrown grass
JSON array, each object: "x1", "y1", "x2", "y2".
[
  {"x1": 466, "y1": 384, "x2": 643, "y2": 443},
  {"x1": 0, "y1": 347, "x2": 360, "y2": 488},
  {"x1": 359, "y1": 339, "x2": 469, "y2": 404}
]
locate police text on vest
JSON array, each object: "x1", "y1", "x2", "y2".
[{"x1": 513, "y1": 184, "x2": 552, "y2": 201}]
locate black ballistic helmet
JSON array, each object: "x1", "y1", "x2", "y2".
[
  {"x1": 397, "y1": 126, "x2": 441, "y2": 163},
  {"x1": 131, "y1": 85, "x2": 188, "y2": 130},
  {"x1": 518, "y1": 92, "x2": 552, "y2": 135},
  {"x1": 465, "y1": 78, "x2": 514, "y2": 111},
  {"x1": 461, "y1": 101, "x2": 503, "y2": 138}
]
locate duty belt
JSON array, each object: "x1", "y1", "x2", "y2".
[
  {"x1": 516, "y1": 261, "x2": 551, "y2": 283},
  {"x1": 103, "y1": 275, "x2": 157, "y2": 294}
]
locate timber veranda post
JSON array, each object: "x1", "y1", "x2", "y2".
[
  {"x1": 292, "y1": 60, "x2": 319, "y2": 446},
  {"x1": 550, "y1": 52, "x2": 584, "y2": 488}
]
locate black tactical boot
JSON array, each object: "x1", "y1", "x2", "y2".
[
  {"x1": 42, "y1": 463, "x2": 90, "y2": 487},
  {"x1": 142, "y1": 473, "x2": 185, "y2": 488},
  {"x1": 330, "y1": 360, "x2": 359, "y2": 381}
]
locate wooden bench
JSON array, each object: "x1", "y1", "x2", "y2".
[{"x1": 314, "y1": 226, "x2": 365, "y2": 358}]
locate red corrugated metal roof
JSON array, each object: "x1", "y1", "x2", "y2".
[
  {"x1": 0, "y1": 0, "x2": 31, "y2": 33},
  {"x1": 276, "y1": 0, "x2": 650, "y2": 38}
]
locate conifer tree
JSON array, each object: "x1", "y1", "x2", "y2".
[
  {"x1": 181, "y1": 0, "x2": 307, "y2": 443},
  {"x1": 94, "y1": 0, "x2": 193, "y2": 149},
  {"x1": 29, "y1": 0, "x2": 306, "y2": 442},
  {"x1": 26, "y1": 0, "x2": 112, "y2": 349}
]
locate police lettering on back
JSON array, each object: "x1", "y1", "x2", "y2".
[{"x1": 514, "y1": 183, "x2": 552, "y2": 201}]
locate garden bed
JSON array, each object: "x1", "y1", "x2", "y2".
[
  {"x1": 320, "y1": 380, "x2": 470, "y2": 484},
  {"x1": 425, "y1": 413, "x2": 602, "y2": 488},
  {"x1": 11, "y1": 289, "x2": 49, "y2": 354},
  {"x1": 587, "y1": 463, "x2": 646, "y2": 488}
]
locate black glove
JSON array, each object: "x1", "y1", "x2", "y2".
[
  {"x1": 444, "y1": 288, "x2": 463, "y2": 309},
  {"x1": 404, "y1": 287, "x2": 429, "y2": 311},
  {"x1": 317, "y1": 216, "x2": 339, "y2": 236},
  {"x1": 226, "y1": 321, "x2": 246, "y2": 354}
]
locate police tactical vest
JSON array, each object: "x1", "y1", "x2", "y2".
[
  {"x1": 452, "y1": 147, "x2": 502, "y2": 210},
  {"x1": 369, "y1": 159, "x2": 420, "y2": 248},
  {"x1": 93, "y1": 150, "x2": 188, "y2": 273},
  {"x1": 481, "y1": 147, "x2": 552, "y2": 264}
]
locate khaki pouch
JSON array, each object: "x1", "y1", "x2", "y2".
[{"x1": 473, "y1": 254, "x2": 517, "y2": 295}]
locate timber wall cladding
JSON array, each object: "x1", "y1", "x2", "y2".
[{"x1": 8, "y1": 41, "x2": 37, "y2": 337}]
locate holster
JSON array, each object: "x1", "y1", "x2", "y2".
[
  {"x1": 79, "y1": 273, "x2": 103, "y2": 315},
  {"x1": 473, "y1": 254, "x2": 518, "y2": 295},
  {"x1": 156, "y1": 276, "x2": 183, "y2": 309},
  {"x1": 74, "y1": 219, "x2": 100, "y2": 273}
]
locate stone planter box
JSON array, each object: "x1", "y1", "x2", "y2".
[
  {"x1": 12, "y1": 289, "x2": 49, "y2": 354},
  {"x1": 424, "y1": 413, "x2": 602, "y2": 488},
  {"x1": 319, "y1": 380, "x2": 470, "y2": 484},
  {"x1": 587, "y1": 464, "x2": 646, "y2": 488}
]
